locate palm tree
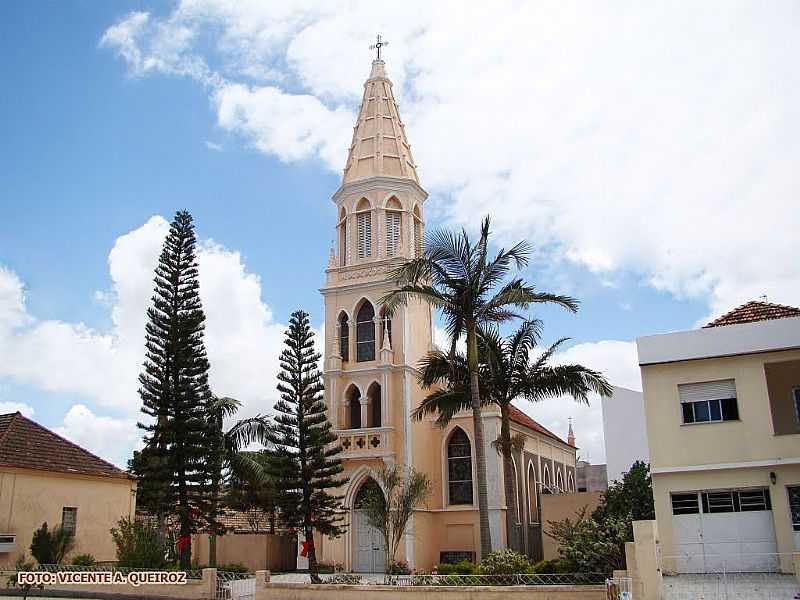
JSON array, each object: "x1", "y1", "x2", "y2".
[
  {"x1": 206, "y1": 396, "x2": 273, "y2": 566},
  {"x1": 381, "y1": 216, "x2": 577, "y2": 558},
  {"x1": 415, "y1": 322, "x2": 612, "y2": 552}
]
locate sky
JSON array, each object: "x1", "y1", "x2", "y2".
[{"x1": 0, "y1": 1, "x2": 798, "y2": 469}]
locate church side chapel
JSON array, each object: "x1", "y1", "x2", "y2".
[{"x1": 316, "y1": 46, "x2": 578, "y2": 573}]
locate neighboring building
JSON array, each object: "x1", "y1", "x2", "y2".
[
  {"x1": 316, "y1": 54, "x2": 577, "y2": 572},
  {"x1": 601, "y1": 386, "x2": 648, "y2": 484},
  {"x1": 0, "y1": 411, "x2": 137, "y2": 564},
  {"x1": 576, "y1": 460, "x2": 608, "y2": 492},
  {"x1": 540, "y1": 491, "x2": 604, "y2": 560},
  {"x1": 637, "y1": 300, "x2": 800, "y2": 574}
]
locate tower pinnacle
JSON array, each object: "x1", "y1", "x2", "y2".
[{"x1": 567, "y1": 417, "x2": 575, "y2": 447}]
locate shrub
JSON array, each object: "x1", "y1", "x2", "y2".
[
  {"x1": 30, "y1": 522, "x2": 74, "y2": 565},
  {"x1": 110, "y1": 517, "x2": 167, "y2": 569},
  {"x1": 217, "y1": 563, "x2": 249, "y2": 573},
  {"x1": 315, "y1": 561, "x2": 336, "y2": 574},
  {"x1": 547, "y1": 509, "x2": 629, "y2": 574},
  {"x1": 388, "y1": 561, "x2": 410, "y2": 574},
  {"x1": 437, "y1": 560, "x2": 476, "y2": 575},
  {"x1": 7, "y1": 555, "x2": 43, "y2": 600},
  {"x1": 321, "y1": 573, "x2": 362, "y2": 585},
  {"x1": 478, "y1": 549, "x2": 531, "y2": 575},
  {"x1": 529, "y1": 559, "x2": 570, "y2": 574},
  {"x1": 72, "y1": 554, "x2": 97, "y2": 566}
]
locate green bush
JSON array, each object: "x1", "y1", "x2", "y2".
[
  {"x1": 477, "y1": 549, "x2": 531, "y2": 575},
  {"x1": 217, "y1": 563, "x2": 249, "y2": 573},
  {"x1": 110, "y1": 518, "x2": 167, "y2": 569},
  {"x1": 72, "y1": 554, "x2": 97, "y2": 566},
  {"x1": 437, "y1": 560, "x2": 476, "y2": 575},
  {"x1": 388, "y1": 561, "x2": 410, "y2": 574},
  {"x1": 529, "y1": 559, "x2": 570, "y2": 574},
  {"x1": 7, "y1": 555, "x2": 43, "y2": 600},
  {"x1": 30, "y1": 522, "x2": 74, "y2": 565}
]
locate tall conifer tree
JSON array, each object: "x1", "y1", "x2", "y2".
[
  {"x1": 269, "y1": 310, "x2": 346, "y2": 583},
  {"x1": 135, "y1": 210, "x2": 216, "y2": 569}
]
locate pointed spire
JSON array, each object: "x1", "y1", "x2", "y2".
[
  {"x1": 342, "y1": 53, "x2": 419, "y2": 185},
  {"x1": 567, "y1": 417, "x2": 575, "y2": 447},
  {"x1": 327, "y1": 240, "x2": 336, "y2": 268}
]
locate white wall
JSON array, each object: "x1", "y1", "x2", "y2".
[{"x1": 601, "y1": 386, "x2": 649, "y2": 484}]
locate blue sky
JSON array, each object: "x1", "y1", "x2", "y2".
[{"x1": 1, "y1": 1, "x2": 797, "y2": 466}]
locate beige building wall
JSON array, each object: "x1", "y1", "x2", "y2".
[
  {"x1": 0, "y1": 466, "x2": 136, "y2": 564},
  {"x1": 540, "y1": 491, "x2": 603, "y2": 561},
  {"x1": 640, "y1": 341, "x2": 800, "y2": 567}
]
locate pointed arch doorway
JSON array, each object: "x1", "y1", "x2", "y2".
[{"x1": 352, "y1": 478, "x2": 386, "y2": 573}]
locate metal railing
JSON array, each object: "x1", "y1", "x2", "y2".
[
  {"x1": 216, "y1": 570, "x2": 255, "y2": 600},
  {"x1": 318, "y1": 572, "x2": 607, "y2": 586},
  {"x1": 605, "y1": 576, "x2": 633, "y2": 600}
]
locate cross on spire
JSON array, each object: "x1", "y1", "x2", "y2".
[{"x1": 370, "y1": 34, "x2": 388, "y2": 61}]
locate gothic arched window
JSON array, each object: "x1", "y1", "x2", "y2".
[
  {"x1": 556, "y1": 469, "x2": 565, "y2": 493},
  {"x1": 356, "y1": 301, "x2": 376, "y2": 362},
  {"x1": 338, "y1": 206, "x2": 347, "y2": 266},
  {"x1": 412, "y1": 204, "x2": 423, "y2": 258},
  {"x1": 512, "y1": 457, "x2": 521, "y2": 523},
  {"x1": 367, "y1": 382, "x2": 381, "y2": 428},
  {"x1": 356, "y1": 198, "x2": 372, "y2": 259},
  {"x1": 385, "y1": 197, "x2": 402, "y2": 257},
  {"x1": 447, "y1": 428, "x2": 473, "y2": 505},
  {"x1": 347, "y1": 386, "x2": 361, "y2": 429},
  {"x1": 527, "y1": 463, "x2": 538, "y2": 522},
  {"x1": 338, "y1": 312, "x2": 349, "y2": 361}
]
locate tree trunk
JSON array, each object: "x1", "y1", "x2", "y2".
[
  {"x1": 500, "y1": 403, "x2": 520, "y2": 552},
  {"x1": 209, "y1": 534, "x2": 217, "y2": 568},
  {"x1": 306, "y1": 529, "x2": 320, "y2": 584},
  {"x1": 467, "y1": 328, "x2": 493, "y2": 559}
]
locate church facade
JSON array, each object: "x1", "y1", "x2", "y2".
[{"x1": 316, "y1": 55, "x2": 577, "y2": 572}]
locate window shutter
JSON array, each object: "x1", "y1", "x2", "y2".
[
  {"x1": 357, "y1": 212, "x2": 372, "y2": 258},
  {"x1": 678, "y1": 379, "x2": 737, "y2": 404},
  {"x1": 386, "y1": 211, "x2": 401, "y2": 256}
]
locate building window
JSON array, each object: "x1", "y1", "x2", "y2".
[
  {"x1": 356, "y1": 302, "x2": 376, "y2": 362},
  {"x1": 385, "y1": 198, "x2": 402, "y2": 257},
  {"x1": 357, "y1": 211, "x2": 372, "y2": 258},
  {"x1": 671, "y1": 489, "x2": 771, "y2": 516},
  {"x1": 788, "y1": 486, "x2": 800, "y2": 532},
  {"x1": 447, "y1": 429, "x2": 473, "y2": 505},
  {"x1": 346, "y1": 386, "x2": 361, "y2": 429},
  {"x1": 568, "y1": 472, "x2": 575, "y2": 493},
  {"x1": 62, "y1": 507, "x2": 77, "y2": 536},
  {"x1": 679, "y1": 379, "x2": 739, "y2": 424},
  {"x1": 338, "y1": 313, "x2": 349, "y2": 361},
  {"x1": 367, "y1": 382, "x2": 381, "y2": 428},
  {"x1": 794, "y1": 388, "x2": 800, "y2": 426}
]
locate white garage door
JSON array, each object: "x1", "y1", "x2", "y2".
[{"x1": 671, "y1": 488, "x2": 778, "y2": 573}]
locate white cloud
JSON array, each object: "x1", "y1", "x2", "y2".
[
  {"x1": 515, "y1": 339, "x2": 640, "y2": 465},
  {"x1": 0, "y1": 216, "x2": 289, "y2": 463},
  {"x1": 0, "y1": 401, "x2": 35, "y2": 418},
  {"x1": 101, "y1": 1, "x2": 800, "y2": 320},
  {"x1": 205, "y1": 140, "x2": 223, "y2": 151},
  {"x1": 55, "y1": 405, "x2": 140, "y2": 468}
]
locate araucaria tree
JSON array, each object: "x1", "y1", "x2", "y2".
[
  {"x1": 269, "y1": 310, "x2": 346, "y2": 583},
  {"x1": 135, "y1": 210, "x2": 217, "y2": 569}
]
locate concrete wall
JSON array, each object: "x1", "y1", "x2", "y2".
[
  {"x1": 539, "y1": 492, "x2": 603, "y2": 561},
  {"x1": 192, "y1": 533, "x2": 296, "y2": 572},
  {"x1": 575, "y1": 462, "x2": 607, "y2": 492},
  {"x1": 0, "y1": 467, "x2": 136, "y2": 564},
  {"x1": 601, "y1": 386, "x2": 647, "y2": 484}
]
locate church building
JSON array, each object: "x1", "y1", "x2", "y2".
[{"x1": 316, "y1": 50, "x2": 577, "y2": 572}]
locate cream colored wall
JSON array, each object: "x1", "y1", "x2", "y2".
[
  {"x1": 653, "y1": 465, "x2": 800, "y2": 565},
  {"x1": 540, "y1": 492, "x2": 603, "y2": 560},
  {"x1": 641, "y1": 349, "x2": 800, "y2": 469},
  {"x1": 0, "y1": 467, "x2": 136, "y2": 564},
  {"x1": 192, "y1": 533, "x2": 296, "y2": 572}
]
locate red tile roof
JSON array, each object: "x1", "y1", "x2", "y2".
[
  {"x1": 508, "y1": 405, "x2": 572, "y2": 447},
  {"x1": 0, "y1": 412, "x2": 132, "y2": 480},
  {"x1": 704, "y1": 300, "x2": 800, "y2": 328}
]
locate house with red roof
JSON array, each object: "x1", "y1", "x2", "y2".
[{"x1": 0, "y1": 411, "x2": 137, "y2": 564}]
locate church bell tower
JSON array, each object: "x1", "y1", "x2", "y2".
[{"x1": 320, "y1": 45, "x2": 432, "y2": 571}]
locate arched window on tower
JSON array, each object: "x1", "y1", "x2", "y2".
[
  {"x1": 385, "y1": 197, "x2": 402, "y2": 257},
  {"x1": 338, "y1": 312, "x2": 349, "y2": 361},
  {"x1": 412, "y1": 205, "x2": 423, "y2": 258},
  {"x1": 556, "y1": 469, "x2": 565, "y2": 494},
  {"x1": 512, "y1": 457, "x2": 521, "y2": 524},
  {"x1": 542, "y1": 464, "x2": 552, "y2": 494},
  {"x1": 337, "y1": 207, "x2": 347, "y2": 266},
  {"x1": 346, "y1": 385, "x2": 361, "y2": 429},
  {"x1": 367, "y1": 382, "x2": 381, "y2": 428},
  {"x1": 356, "y1": 198, "x2": 372, "y2": 259},
  {"x1": 356, "y1": 301, "x2": 376, "y2": 362},
  {"x1": 447, "y1": 428, "x2": 473, "y2": 505}
]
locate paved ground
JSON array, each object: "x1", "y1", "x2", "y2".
[{"x1": 663, "y1": 573, "x2": 800, "y2": 600}]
